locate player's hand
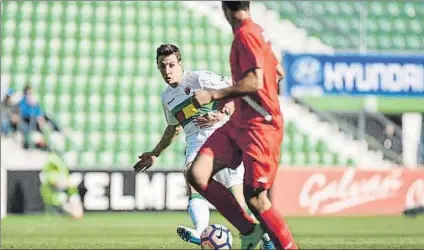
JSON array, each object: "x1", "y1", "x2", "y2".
[
  {"x1": 193, "y1": 112, "x2": 223, "y2": 128},
  {"x1": 192, "y1": 90, "x2": 213, "y2": 108},
  {"x1": 219, "y1": 100, "x2": 235, "y2": 116},
  {"x1": 134, "y1": 152, "x2": 157, "y2": 173}
]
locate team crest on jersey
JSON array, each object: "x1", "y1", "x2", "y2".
[{"x1": 184, "y1": 87, "x2": 191, "y2": 95}]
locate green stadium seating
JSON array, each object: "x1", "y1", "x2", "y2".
[
  {"x1": 1, "y1": 1, "x2": 354, "y2": 169},
  {"x1": 264, "y1": 1, "x2": 423, "y2": 52}
]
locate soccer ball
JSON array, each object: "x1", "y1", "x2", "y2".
[{"x1": 200, "y1": 224, "x2": 233, "y2": 249}]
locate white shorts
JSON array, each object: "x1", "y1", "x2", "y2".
[
  {"x1": 213, "y1": 166, "x2": 244, "y2": 189},
  {"x1": 185, "y1": 133, "x2": 244, "y2": 189}
]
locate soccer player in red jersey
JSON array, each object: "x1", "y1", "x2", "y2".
[{"x1": 187, "y1": 1, "x2": 298, "y2": 249}]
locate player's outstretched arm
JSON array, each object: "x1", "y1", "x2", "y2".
[
  {"x1": 151, "y1": 124, "x2": 182, "y2": 157},
  {"x1": 192, "y1": 69, "x2": 263, "y2": 107},
  {"x1": 212, "y1": 68, "x2": 263, "y2": 100},
  {"x1": 134, "y1": 124, "x2": 182, "y2": 172}
]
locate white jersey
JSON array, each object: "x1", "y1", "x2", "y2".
[
  {"x1": 161, "y1": 70, "x2": 231, "y2": 138},
  {"x1": 161, "y1": 70, "x2": 245, "y2": 188}
]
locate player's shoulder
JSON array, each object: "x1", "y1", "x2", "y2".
[
  {"x1": 237, "y1": 21, "x2": 263, "y2": 40},
  {"x1": 184, "y1": 69, "x2": 215, "y2": 79},
  {"x1": 183, "y1": 69, "x2": 196, "y2": 78},
  {"x1": 184, "y1": 69, "x2": 217, "y2": 82},
  {"x1": 197, "y1": 70, "x2": 216, "y2": 79},
  {"x1": 195, "y1": 70, "x2": 224, "y2": 86},
  {"x1": 180, "y1": 69, "x2": 203, "y2": 86}
]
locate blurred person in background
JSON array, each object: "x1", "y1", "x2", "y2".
[
  {"x1": 18, "y1": 86, "x2": 61, "y2": 150},
  {"x1": 381, "y1": 123, "x2": 402, "y2": 155},
  {"x1": 1, "y1": 88, "x2": 20, "y2": 137},
  {"x1": 40, "y1": 153, "x2": 84, "y2": 219}
]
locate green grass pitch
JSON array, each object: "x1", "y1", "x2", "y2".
[{"x1": 2, "y1": 212, "x2": 424, "y2": 249}]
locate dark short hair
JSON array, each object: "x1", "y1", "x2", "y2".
[
  {"x1": 23, "y1": 85, "x2": 32, "y2": 95},
  {"x1": 222, "y1": 1, "x2": 250, "y2": 11},
  {"x1": 156, "y1": 44, "x2": 182, "y2": 63}
]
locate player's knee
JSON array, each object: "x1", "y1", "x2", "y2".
[
  {"x1": 244, "y1": 186, "x2": 271, "y2": 213},
  {"x1": 187, "y1": 154, "x2": 215, "y2": 187},
  {"x1": 185, "y1": 162, "x2": 207, "y2": 189},
  {"x1": 248, "y1": 196, "x2": 271, "y2": 213}
]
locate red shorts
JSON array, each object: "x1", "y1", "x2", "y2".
[{"x1": 199, "y1": 123, "x2": 284, "y2": 190}]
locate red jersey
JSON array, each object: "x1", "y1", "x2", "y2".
[{"x1": 229, "y1": 18, "x2": 283, "y2": 130}]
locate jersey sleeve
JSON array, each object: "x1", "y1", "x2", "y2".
[
  {"x1": 48, "y1": 154, "x2": 68, "y2": 173},
  {"x1": 161, "y1": 97, "x2": 179, "y2": 126},
  {"x1": 41, "y1": 154, "x2": 69, "y2": 186},
  {"x1": 198, "y1": 71, "x2": 232, "y2": 90},
  {"x1": 237, "y1": 32, "x2": 265, "y2": 75}
]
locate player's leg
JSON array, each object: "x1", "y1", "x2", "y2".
[
  {"x1": 187, "y1": 184, "x2": 210, "y2": 235},
  {"x1": 186, "y1": 125, "x2": 257, "y2": 236},
  {"x1": 216, "y1": 167, "x2": 275, "y2": 250},
  {"x1": 40, "y1": 185, "x2": 57, "y2": 215},
  {"x1": 244, "y1": 186, "x2": 297, "y2": 250},
  {"x1": 241, "y1": 129, "x2": 298, "y2": 250},
  {"x1": 177, "y1": 162, "x2": 210, "y2": 245},
  {"x1": 214, "y1": 167, "x2": 250, "y2": 215},
  {"x1": 177, "y1": 139, "x2": 211, "y2": 245},
  {"x1": 62, "y1": 186, "x2": 83, "y2": 219}
]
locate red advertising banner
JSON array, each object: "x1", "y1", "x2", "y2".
[{"x1": 271, "y1": 167, "x2": 424, "y2": 216}]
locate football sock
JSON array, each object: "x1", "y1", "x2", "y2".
[
  {"x1": 228, "y1": 187, "x2": 256, "y2": 221},
  {"x1": 198, "y1": 179, "x2": 256, "y2": 235},
  {"x1": 188, "y1": 194, "x2": 210, "y2": 235},
  {"x1": 244, "y1": 205, "x2": 256, "y2": 220},
  {"x1": 258, "y1": 207, "x2": 298, "y2": 249},
  {"x1": 239, "y1": 201, "x2": 274, "y2": 244},
  {"x1": 227, "y1": 187, "x2": 273, "y2": 243}
]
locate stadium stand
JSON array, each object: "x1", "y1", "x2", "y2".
[
  {"x1": 1, "y1": 1, "x2": 360, "y2": 168},
  {"x1": 263, "y1": 1, "x2": 423, "y2": 52}
]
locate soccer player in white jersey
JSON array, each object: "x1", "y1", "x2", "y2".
[{"x1": 134, "y1": 44, "x2": 274, "y2": 249}]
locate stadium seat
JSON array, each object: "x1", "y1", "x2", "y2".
[
  {"x1": 264, "y1": 1, "x2": 423, "y2": 52},
  {"x1": 1, "y1": 1, "x2": 352, "y2": 169}
]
